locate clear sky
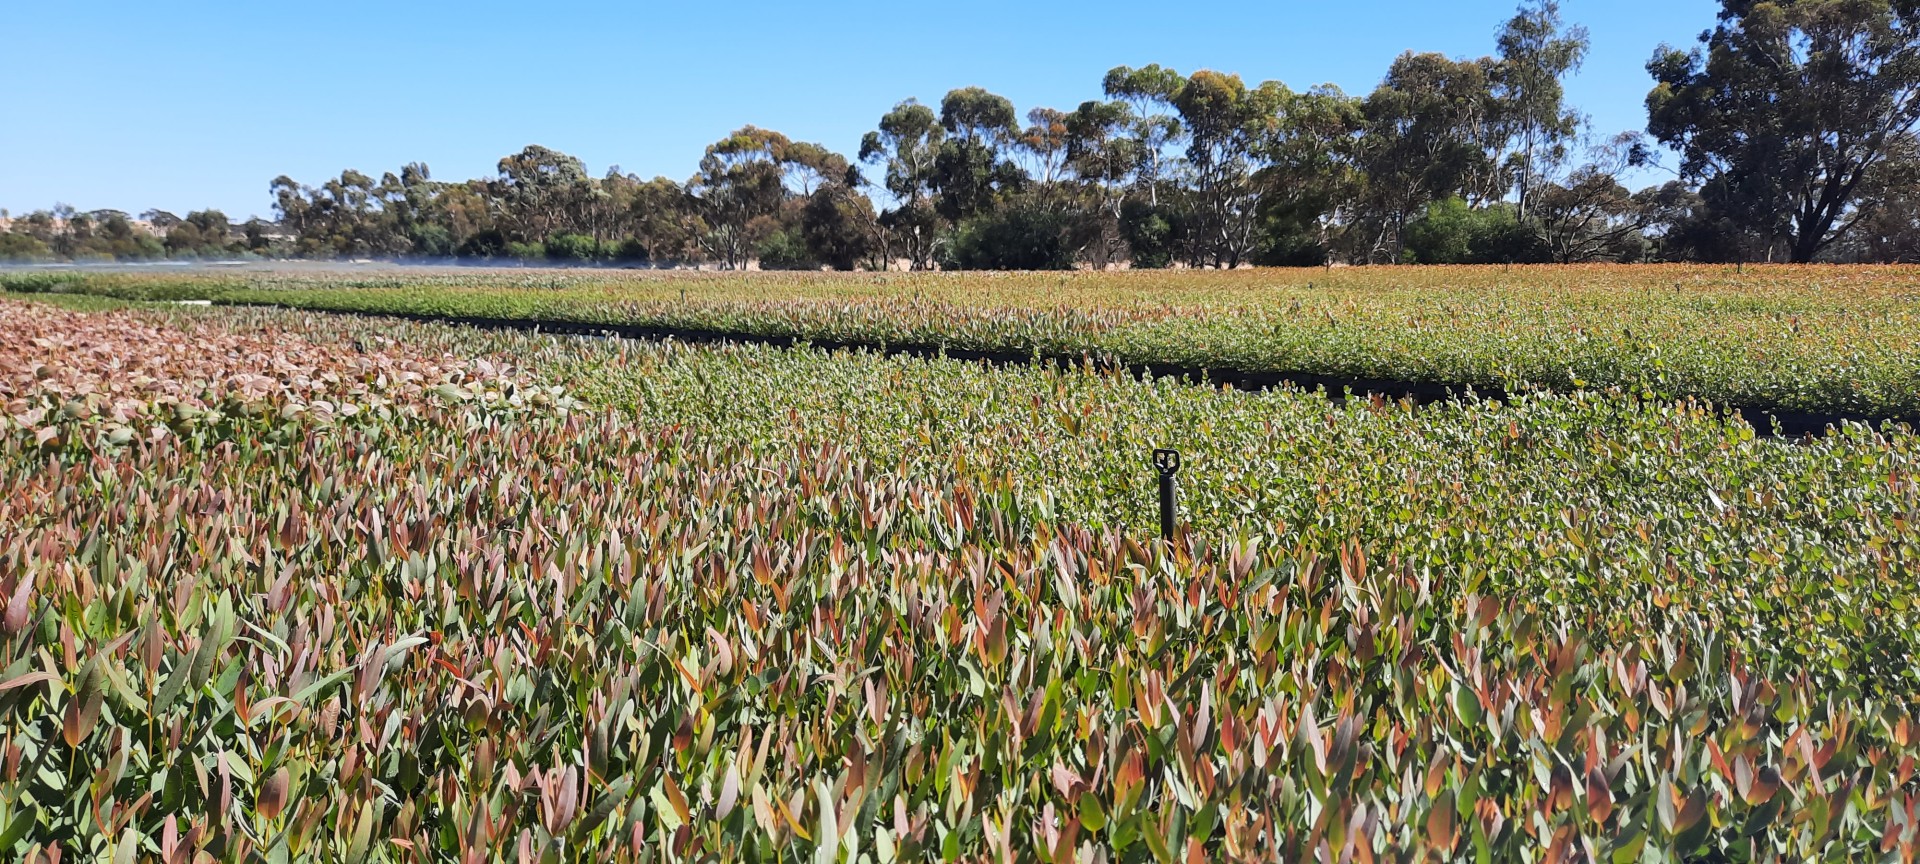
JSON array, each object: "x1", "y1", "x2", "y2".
[{"x1": 1, "y1": 0, "x2": 1720, "y2": 220}]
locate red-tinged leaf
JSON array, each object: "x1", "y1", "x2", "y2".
[
  {"x1": 1674, "y1": 789, "x2": 1707, "y2": 831},
  {"x1": 161, "y1": 816, "x2": 180, "y2": 864},
  {"x1": 1052, "y1": 815, "x2": 1081, "y2": 864},
  {"x1": 1427, "y1": 790, "x2": 1458, "y2": 851},
  {"x1": 774, "y1": 791, "x2": 810, "y2": 841},
  {"x1": 62, "y1": 680, "x2": 104, "y2": 748},
  {"x1": 554, "y1": 767, "x2": 579, "y2": 833},
  {"x1": 1733, "y1": 757, "x2": 1754, "y2": 801},
  {"x1": 244, "y1": 696, "x2": 301, "y2": 726},
  {"x1": 1813, "y1": 739, "x2": 1839, "y2": 773},
  {"x1": 663, "y1": 774, "x2": 691, "y2": 826},
  {"x1": 2, "y1": 574, "x2": 33, "y2": 635},
  {"x1": 256, "y1": 768, "x2": 290, "y2": 820},
  {"x1": 1745, "y1": 765, "x2": 1781, "y2": 807},
  {"x1": 0, "y1": 671, "x2": 56, "y2": 693},
  {"x1": 1424, "y1": 750, "x2": 1449, "y2": 798},
  {"x1": 1546, "y1": 764, "x2": 1574, "y2": 814},
  {"x1": 1707, "y1": 739, "x2": 1733, "y2": 784},
  {"x1": 1300, "y1": 705, "x2": 1327, "y2": 777},
  {"x1": 1050, "y1": 762, "x2": 1081, "y2": 798},
  {"x1": 1586, "y1": 766, "x2": 1613, "y2": 824}
]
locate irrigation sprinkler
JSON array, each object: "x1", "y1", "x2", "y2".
[{"x1": 1153, "y1": 449, "x2": 1181, "y2": 542}]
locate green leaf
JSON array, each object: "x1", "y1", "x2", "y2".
[
  {"x1": 1078, "y1": 791, "x2": 1107, "y2": 833},
  {"x1": 814, "y1": 779, "x2": 839, "y2": 864},
  {"x1": 290, "y1": 668, "x2": 355, "y2": 706}
]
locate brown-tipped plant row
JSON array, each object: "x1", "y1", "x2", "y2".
[
  {"x1": 2, "y1": 298, "x2": 1919, "y2": 862},
  {"x1": 6, "y1": 263, "x2": 1920, "y2": 423}
]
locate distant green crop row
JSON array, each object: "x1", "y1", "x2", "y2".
[
  {"x1": 6, "y1": 264, "x2": 1919, "y2": 421},
  {"x1": 5, "y1": 300, "x2": 1918, "y2": 860}
]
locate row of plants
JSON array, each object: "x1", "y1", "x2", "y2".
[
  {"x1": 4, "y1": 264, "x2": 1918, "y2": 420},
  {"x1": 2, "y1": 300, "x2": 1918, "y2": 861}
]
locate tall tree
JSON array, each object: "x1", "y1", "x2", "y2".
[
  {"x1": 1173, "y1": 71, "x2": 1287, "y2": 267},
  {"x1": 1021, "y1": 107, "x2": 1074, "y2": 187},
  {"x1": 496, "y1": 145, "x2": 589, "y2": 242},
  {"x1": 1353, "y1": 53, "x2": 1505, "y2": 262},
  {"x1": 800, "y1": 183, "x2": 881, "y2": 270},
  {"x1": 376, "y1": 163, "x2": 441, "y2": 255},
  {"x1": 48, "y1": 204, "x2": 79, "y2": 257},
  {"x1": 1647, "y1": 0, "x2": 1920, "y2": 262},
  {"x1": 270, "y1": 177, "x2": 312, "y2": 247},
  {"x1": 1529, "y1": 135, "x2": 1659, "y2": 262},
  {"x1": 1494, "y1": 0, "x2": 1590, "y2": 218},
  {"x1": 1103, "y1": 65, "x2": 1188, "y2": 205},
  {"x1": 934, "y1": 87, "x2": 1026, "y2": 223},
  {"x1": 860, "y1": 100, "x2": 947, "y2": 270},
  {"x1": 1258, "y1": 85, "x2": 1366, "y2": 264},
  {"x1": 1065, "y1": 100, "x2": 1144, "y2": 264},
  {"x1": 690, "y1": 126, "x2": 795, "y2": 269},
  {"x1": 271, "y1": 171, "x2": 392, "y2": 256},
  {"x1": 622, "y1": 177, "x2": 698, "y2": 264},
  {"x1": 433, "y1": 182, "x2": 497, "y2": 254},
  {"x1": 779, "y1": 141, "x2": 857, "y2": 196},
  {"x1": 1846, "y1": 134, "x2": 1920, "y2": 261}
]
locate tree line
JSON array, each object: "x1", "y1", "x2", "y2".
[
  {"x1": 0, "y1": 207, "x2": 273, "y2": 262},
  {"x1": 6, "y1": 0, "x2": 1919, "y2": 268}
]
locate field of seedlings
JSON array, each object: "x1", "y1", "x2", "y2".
[
  {"x1": 2, "y1": 287, "x2": 1919, "y2": 862},
  {"x1": 6, "y1": 264, "x2": 1920, "y2": 423}
]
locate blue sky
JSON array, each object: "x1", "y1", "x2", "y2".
[{"x1": 1, "y1": 0, "x2": 1718, "y2": 220}]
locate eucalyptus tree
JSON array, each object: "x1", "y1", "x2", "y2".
[
  {"x1": 1495, "y1": 0, "x2": 1590, "y2": 218},
  {"x1": 1172, "y1": 70, "x2": 1287, "y2": 267},
  {"x1": 1065, "y1": 99, "x2": 1144, "y2": 264},
  {"x1": 1529, "y1": 135, "x2": 1659, "y2": 262},
  {"x1": 626, "y1": 176, "x2": 700, "y2": 264},
  {"x1": 270, "y1": 170, "x2": 393, "y2": 256},
  {"x1": 934, "y1": 87, "x2": 1027, "y2": 223},
  {"x1": 1258, "y1": 85, "x2": 1366, "y2": 264},
  {"x1": 496, "y1": 145, "x2": 589, "y2": 242},
  {"x1": 375, "y1": 162, "x2": 447, "y2": 254},
  {"x1": 1353, "y1": 52, "x2": 1506, "y2": 262},
  {"x1": 1103, "y1": 64, "x2": 1188, "y2": 205},
  {"x1": 1647, "y1": 0, "x2": 1920, "y2": 262},
  {"x1": 860, "y1": 99, "x2": 947, "y2": 269},
  {"x1": 1020, "y1": 107, "x2": 1074, "y2": 188},
  {"x1": 690, "y1": 126, "x2": 796, "y2": 269},
  {"x1": 779, "y1": 141, "x2": 858, "y2": 196},
  {"x1": 800, "y1": 183, "x2": 882, "y2": 270},
  {"x1": 47, "y1": 204, "x2": 79, "y2": 257}
]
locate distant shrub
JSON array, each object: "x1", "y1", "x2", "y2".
[
  {"x1": 754, "y1": 229, "x2": 817, "y2": 271},
  {"x1": 457, "y1": 230, "x2": 508, "y2": 259},
  {"x1": 1406, "y1": 198, "x2": 1548, "y2": 265},
  {"x1": 613, "y1": 237, "x2": 652, "y2": 264},
  {"x1": 0, "y1": 233, "x2": 51, "y2": 263},
  {"x1": 1119, "y1": 199, "x2": 1180, "y2": 269},
  {"x1": 544, "y1": 233, "x2": 602, "y2": 263},
  {"x1": 505, "y1": 241, "x2": 547, "y2": 262},
  {"x1": 946, "y1": 200, "x2": 1075, "y2": 271},
  {"x1": 409, "y1": 224, "x2": 457, "y2": 258}
]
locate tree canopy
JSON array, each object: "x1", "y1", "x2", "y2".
[
  {"x1": 11, "y1": 0, "x2": 1920, "y2": 268},
  {"x1": 1647, "y1": 0, "x2": 1920, "y2": 262}
]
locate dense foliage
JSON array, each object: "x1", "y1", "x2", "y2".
[
  {"x1": 8, "y1": 264, "x2": 1919, "y2": 421},
  {"x1": 0, "y1": 208, "x2": 261, "y2": 263},
  {"x1": 2, "y1": 298, "x2": 1918, "y2": 861}
]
